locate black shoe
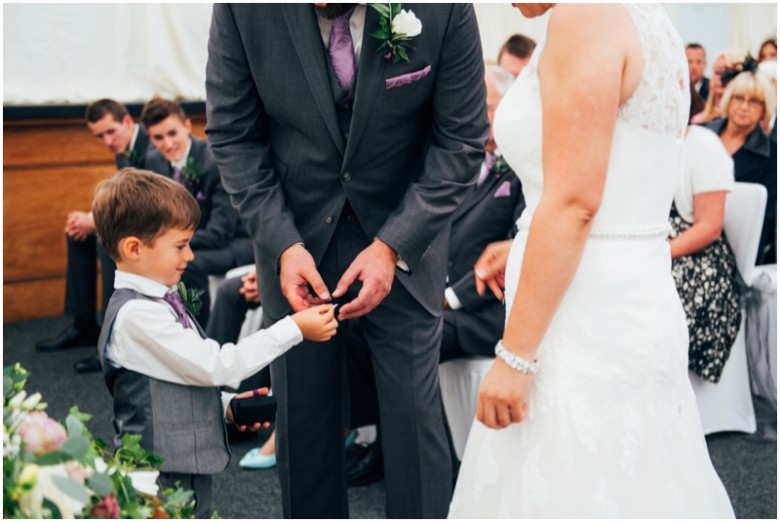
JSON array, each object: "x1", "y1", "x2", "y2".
[
  {"x1": 347, "y1": 442, "x2": 384, "y2": 487},
  {"x1": 74, "y1": 355, "x2": 102, "y2": 373},
  {"x1": 36, "y1": 325, "x2": 99, "y2": 352}
]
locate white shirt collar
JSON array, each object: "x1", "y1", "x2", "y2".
[
  {"x1": 171, "y1": 138, "x2": 193, "y2": 171},
  {"x1": 114, "y1": 270, "x2": 176, "y2": 299},
  {"x1": 127, "y1": 123, "x2": 140, "y2": 154}
]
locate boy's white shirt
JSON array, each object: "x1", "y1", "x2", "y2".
[{"x1": 105, "y1": 270, "x2": 302, "y2": 414}]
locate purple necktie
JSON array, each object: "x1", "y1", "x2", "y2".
[
  {"x1": 172, "y1": 165, "x2": 184, "y2": 185},
  {"x1": 329, "y1": 8, "x2": 356, "y2": 93},
  {"x1": 164, "y1": 291, "x2": 192, "y2": 329}
]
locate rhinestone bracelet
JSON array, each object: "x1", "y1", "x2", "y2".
[{"x1": 495, "y1": 340, "x2": 539, "y2": 375}]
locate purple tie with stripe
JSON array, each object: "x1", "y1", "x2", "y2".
[
  {"x1": 329, "y1": 7, "x2": 356, "y2": 93},
  {"x1": 164, "y1": 291, "x2": 192, "y2": 329}
]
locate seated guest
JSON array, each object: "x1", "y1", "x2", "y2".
[
  {"x1": 36, "y1": 99, "x2": 152, "y2": 373},
  {"x1": 92, "y1": 168, "x2": 337, "y2": 517},
  {"x1": 704, "y1": 66, "x2": 777, "y2": 264},
  {"x1": 758, "y1": 38, "x2": 777, "y2": 63},
  {"x1": 686, "y1": 43, "x2": 710, "y2": 102},
  {"x1": 669, "y1": 84, "x2": 741, "y2": 384},
  {"x1": 141, "y1": 97, "x2": 254, "y2": 325},
  {"x1": 497, "y1": 33, "x2": 536, "y2": 77},
  {"x1": 345, "y1": 65, "x2": 526, "y2": 487},
  {"x1": 692, "y1": 49, "x2": 747, "y2": 124}
]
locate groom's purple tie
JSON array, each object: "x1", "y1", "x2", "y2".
[
  {"x1": 164, "y1": 291, "x2": 192, "y2": 329},
  {"x1": 329, "y1": 8, "x2": 356, "y2": 93}
]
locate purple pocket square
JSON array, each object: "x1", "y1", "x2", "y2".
[
  {"x1": 385, "y1": 65, "x2": 432, "y2": 90},
  {"x1": 493, "y1": 181, "x2": 512, "y2": 198}
]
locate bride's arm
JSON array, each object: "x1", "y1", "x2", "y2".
[{"x1": 477, "y1": 4, "x2": 642, "y2": 430}]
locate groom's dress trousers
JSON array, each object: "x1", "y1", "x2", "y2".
[{"x1": 206, "y1": 4, "x2": 488, "y2": 518}]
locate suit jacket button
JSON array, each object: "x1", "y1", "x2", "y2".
[
  {"x1": 342, "y1": 102, "x2": 352, "y2": 110},
  {"x1": 324, "y1": 214, "x2": 334, "y2": 224},
  {"x1": 341, "y1": 171, "x2": 352, "y2": 182}
]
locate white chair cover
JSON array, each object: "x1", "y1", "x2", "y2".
[
  {"x1": 438, "y1": 356, "x2": 493, "y2": 460},
  {"x1": 688, "y1": 182, "x2": 766, "y2": 435},
  {"x1": 746, "y1": 264, "x2": 777, "y2": 409}
]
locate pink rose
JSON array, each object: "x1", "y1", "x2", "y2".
[
  {"x1": 91, "y1": 493, "x2": 120, "y2": 519},
  {"x1": 18, "y1": 411, "x2": 67, "y2": 455}
]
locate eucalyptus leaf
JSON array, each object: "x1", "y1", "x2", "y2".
[
  {"x1": 62, "y1": 435, "x2": 90, "y2": 460},
  {"x1": 34, "y1": 451, "x2": 71, "y2": 465},
  {"x1": 51, "y1": 475, "x2": 90, "y2": 503},
  {"x1": 370, "y1": 3, "x2": 391, "y2": 18},
  {"x1": 87, "y1": 472, "x2": 115, "y2": 497},
  {"x1": 65, "y1": 414, "x2": 83, "y2": 437},
  {"x1": 3, "y1": 375, "x2": 12, "y2": 397}
]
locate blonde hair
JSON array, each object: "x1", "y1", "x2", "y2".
[
  {"x1": 93, "y1": 168, "x2": 201, "y2": 261},
  {"x1": 720, "y1": 71, "x2": 776, "y2": 129},
  {"x1": 700, "y1": 49, "x2": 747, "y2": 122}
]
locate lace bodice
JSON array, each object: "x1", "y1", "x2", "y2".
[
  {"x1": 494, "y1": 3, "x2": 690, "y2": 236},
  {"x1": 618, "y1": 4, "x2": 690, "y2": 140}
]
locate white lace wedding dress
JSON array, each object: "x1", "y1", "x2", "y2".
[{"x1": 449, "y1": 4, "x2": 734, "y2": 518}]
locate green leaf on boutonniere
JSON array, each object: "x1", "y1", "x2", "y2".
[
  {"x1": 369, "y1": 3, "x2": 421, "y2": 64},
  {"x1": 493, "y1": 155, "x2": 512, "y2": 176},
  {"x1": 128, "y1": 148, "x2": 143, "y2": 168},
  {"x1": 180, "y1": 155, "x2": 201, "y2": 185},
  {"x1": 177, "y1": 282, "x2": 205, "y2": 318}
]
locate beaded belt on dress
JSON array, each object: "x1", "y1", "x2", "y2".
[{"x1": 515, "y1": 220, "x2": 671, "y2": 240}]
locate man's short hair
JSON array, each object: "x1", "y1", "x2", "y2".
[
  {"x1": 140, "y1": 97, "x2": 188, "y2": 129},
  {"x1": 93, "y1": 168, "x2": 201, "y2": 261},
  {"x1": 85, "y1": 99, "x2": 129, "y2": 124},
  {"x1": 686, "y1": 42, "x2": 706, "y2": 55},
  {"x1": 498, "y1": 33, "x2": 536, "y2": 62}
]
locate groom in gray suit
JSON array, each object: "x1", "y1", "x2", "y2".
[{"x1": 206, "y1": 4, "x2": 487, "y2": 518}]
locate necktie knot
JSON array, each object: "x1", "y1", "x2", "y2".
[
  {"x1": 329, "y1": 8, "x2": 356, "y2": 93},
  {"x1": 164, "y1": 291, "x2": 192, "y2": 329}
]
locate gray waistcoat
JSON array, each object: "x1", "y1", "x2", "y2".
[{"x1": 98, "y1": 288, "x2": 230, "y2": 474}]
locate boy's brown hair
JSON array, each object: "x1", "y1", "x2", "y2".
[
  {"x1": 85, "y1": 98, "x2": 129, "y2": 124},
  {"x1": 93, "y1": 168, "x2": 201, "y2": 261},
  {"x1": 140, "y1": 97, "x2": 188, "y2": 128}
]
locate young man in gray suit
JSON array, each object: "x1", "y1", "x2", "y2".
[{"x1": 205, "y1": 4, "x2": 487, "y2": 518}]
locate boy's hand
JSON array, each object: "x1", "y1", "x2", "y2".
[
  {"x1": 226, "y1": 387, "x2": 271, "y2": 432},
  {"x1": 291, "y1": 304, "x2": 338, "y2": 342}
]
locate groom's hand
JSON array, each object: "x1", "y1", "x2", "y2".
[
  {"x1": 279, "y1": 243, "x2": 331, "y2": 312},
  {"x1": 333, "y1": 240, "x2": 396, "y2": 320}
]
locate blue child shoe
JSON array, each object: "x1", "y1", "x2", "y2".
[{"x1": 239, "y1": 448, "x2": 276, "y2": 469}]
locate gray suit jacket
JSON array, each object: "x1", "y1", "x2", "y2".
[{"x1": 206, "y1": 4, "x2": 488, "y2": 319}]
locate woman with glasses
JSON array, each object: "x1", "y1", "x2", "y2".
[
  {"x1": 705, "y1": 68, "x2": 777, "y2": 264},
  {"x1": 692, "y1": 49, "x2": 747, "y2": 124}
]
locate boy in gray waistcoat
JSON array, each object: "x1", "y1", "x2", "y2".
[{"x1": 92, "y1": 168, "x2": 338, "y2": 517}]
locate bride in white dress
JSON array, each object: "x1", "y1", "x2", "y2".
[{"x1": 449, "y1": 4, "x2": 735, "y2": 518}]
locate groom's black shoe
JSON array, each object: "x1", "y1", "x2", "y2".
[
  {"x1": 346, "y1": 442, "x2": 384, "y2": 487},
  {"x1": 36, "y1": 324, "x2": 99, "y2": 352}
]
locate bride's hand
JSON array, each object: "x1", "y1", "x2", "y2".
[
  {"x1": 474, "y1": 240, "x2": 512, "y2": 300},
  {"x1": 476, "y1": 359, "x2": 533, "y2": 429}
]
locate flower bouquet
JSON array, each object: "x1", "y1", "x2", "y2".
[{"x1": 3, "y1": 364, "x2": 196, "y2": 518}]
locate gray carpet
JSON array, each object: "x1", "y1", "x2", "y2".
[{"x1": 4, "y1": 316, "x2": 776, "y2": 519}]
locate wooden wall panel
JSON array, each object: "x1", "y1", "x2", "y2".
[{"x1": 4, "y1": 114, "x2": 207, "y2": 323}]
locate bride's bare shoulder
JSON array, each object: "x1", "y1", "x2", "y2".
[{"x1": 547, "y1": 4, "x2": 635, "y2": 47}]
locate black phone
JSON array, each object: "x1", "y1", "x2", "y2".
[{"x1": 229, "y1": 394, "x2": 277, "y2": 426}]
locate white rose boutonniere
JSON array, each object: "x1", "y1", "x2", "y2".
[
  {"x1": 391, "y1": 9, "x2": 422, "y2": 38},
  {"x1": 369, "y1": 3, "x2": 422, "y2": 63}
]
